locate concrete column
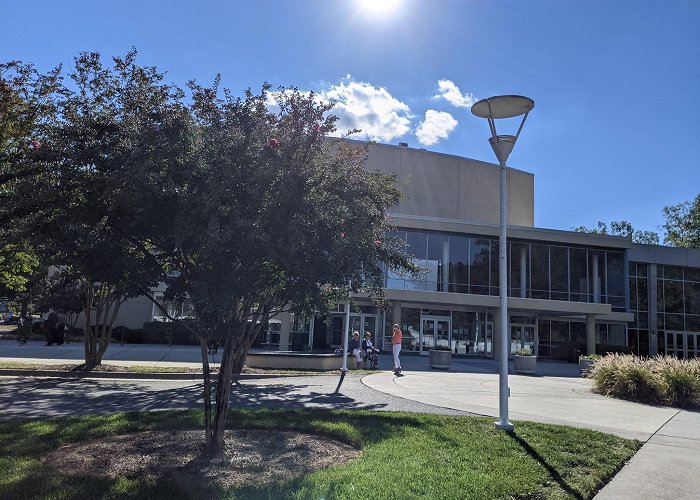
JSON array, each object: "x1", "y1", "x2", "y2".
[
  {"x1": 586, "y1": 314, "x2": 596, "y2": 355},
  {"x1": 592, "y1": 255, "x2": 600, "y2": 303},
  {"x1": 278, "y1": 311, "x2": 292, "y2": 351},
  {"x1": 520, "y1": 246, "x2": 527, "y2": 298},
  {"x1": 442, "y1": 238, "x2": 450, "y2": 292}
]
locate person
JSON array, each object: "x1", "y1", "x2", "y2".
[
  {"x1": 348, "y1": 330, "x2": 362, "y2": 368},
  {"x1": 391, "y1": 324, "x2": 403, "y2": 375},
  {"x1": 43, "y1": 311, "x2": 59, "y2": 346},
  {"x1": 362, "y1": 331, "x2": 379, "y2": 369}
]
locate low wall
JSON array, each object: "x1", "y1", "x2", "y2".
[{"x1": 245, "y1": 351, "x2": 358, "y2": 371}]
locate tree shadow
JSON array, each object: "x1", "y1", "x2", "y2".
[{"x1": 507, "y1": 431, "x2": 585, "y2": 500}]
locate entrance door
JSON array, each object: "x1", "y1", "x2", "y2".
[
  {"x1": 420, "y1": 316, "x2": 451, "y2": 355},
  {"x1": 666, "y1": 331, "x2": 700, "y2": 358},
  {"x1": 510, "y1": 324, "x2": 536, "y2": 355},
  {"x1": 348, "y1": 314, "x2": 379, "y2": 345}
]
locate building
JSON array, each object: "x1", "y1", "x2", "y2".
[{"x1": 128, "y1": 141, "x2": 700, "y2": 360}]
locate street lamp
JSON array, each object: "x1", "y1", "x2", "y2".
[{"x1": 471, "y1": 95, "x2": 534, "y2": 431}]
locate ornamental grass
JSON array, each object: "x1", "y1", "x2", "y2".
[{"x1": 590, "y1": 353, "x2": 700, "y2": 408}]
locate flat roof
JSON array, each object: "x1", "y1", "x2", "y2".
[{"x1": 389, "y1": 213, "x2": 632, "y2": 249}]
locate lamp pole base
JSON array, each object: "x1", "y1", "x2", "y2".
[{"x1": 495, "y1": 420, "x2": 514, "y2": 431}]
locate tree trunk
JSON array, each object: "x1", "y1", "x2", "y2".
[
  {"x1": 200, "y1": 337, "x2": 212, "y2": 452},
  {"x1": 210, "y1": 333, "x2": 237, "y2": 455}
]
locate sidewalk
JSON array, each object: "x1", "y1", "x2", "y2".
[{"x1": 1, "y1": 340, "x2": 699, "y2": 498}]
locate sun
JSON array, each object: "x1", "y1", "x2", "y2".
[{"x1": 356, "y1": 0, "x2": 401, "y2": 15}]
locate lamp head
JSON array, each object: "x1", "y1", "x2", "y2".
[{"x1": 471, "y1": 95, "x2": 534, "y2": 165}]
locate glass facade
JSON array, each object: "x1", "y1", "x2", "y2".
[
  {"x1": 655, "y1": 265, "x2": 700, "y2": 358},
  {"x1": 386, "y1": 229, "x2": 627, "y2": 310},
  {"x1": 628, "y1": 262, "x2": 649, "y2": 356}
]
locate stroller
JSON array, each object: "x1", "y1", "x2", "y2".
[{"x1": 363, "y1": 348, "x2": 379, "y2": 370}]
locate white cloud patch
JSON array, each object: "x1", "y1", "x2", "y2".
[
  {"x1": 434, "y1": 79, "x2": 477, "y2": 108},
  {"x1": 321, "y1": 79, "x2": 412, "y2": 142},
  {"x1": 415, "y1": 110, "x2": 458, "y2": 146}
]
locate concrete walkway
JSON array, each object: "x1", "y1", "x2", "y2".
[{"x1": 1, "y1": 340, "x2": 699, "y2": 498}]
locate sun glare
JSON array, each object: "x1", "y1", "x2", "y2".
[{"x1": 356, "y1": 0, "x2": 401, "y2": 16}]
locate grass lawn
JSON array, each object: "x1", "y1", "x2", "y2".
[{"x1": 0, "y1": 409, "x2": 640, "y2": 500}]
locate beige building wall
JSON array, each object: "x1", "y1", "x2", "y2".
[{"x1": 365, "y1": 142, "x2": 535, "y2": 227}]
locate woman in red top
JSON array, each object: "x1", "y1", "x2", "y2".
[{"x1": 391, "y1": 324, "x2": 403, "y2": 375}]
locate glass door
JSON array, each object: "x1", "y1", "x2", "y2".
[
  {"x1": 420, "y1": 316, "x2": 451, "y2": 355},
  {"x1": 666, "y1": 331, "x2": 700, "y2": 359},
  {"x1": 510, "y1": 324, "x2": 536, "y2": 355}
]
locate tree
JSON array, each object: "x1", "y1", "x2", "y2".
[
  {"x1": 140, "y1": 83, "x2": 417, "y2": 455},
  {"x1": 573, "y1": 220, "x2": 660, "y2": 245},
  {"x1": 663, "y1": 194, "x2": 700, "y2": 248},
  {"x1": 0, "y1": 242, "x2": 38, "y2": 296},
  {"x1": 5, "y1": 51, "x2": 190, "y2": 368},
  {"x1": 0, "y1": 61, "x2": 62, "y2": 315},
  {"x1": 5, "y1": 51, "x2": 417, "y2": 458}
]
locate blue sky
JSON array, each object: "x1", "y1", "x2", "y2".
[{"x1": 2, "y1": 0, "x2": 699, "y2": 238}]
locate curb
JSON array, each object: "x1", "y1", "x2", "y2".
[{"x1": 0, "y1": 369, "x2": 306, "y2": 381}]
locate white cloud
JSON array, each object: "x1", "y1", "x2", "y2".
[
  {"x1": 321, "y1": 79, "x2": 412, "y2": 142},
  {"x1": 434, "y1": 79, "x2": 477, "y2": 108},
  {"x1": 415, "y1": 110, "x2": 458, "y2": 146}
]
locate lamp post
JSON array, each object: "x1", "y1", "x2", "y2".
[{"x1": 471, "y1": 95, "x2": 534, "y2": 431}]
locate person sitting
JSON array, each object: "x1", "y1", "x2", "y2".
[
  {"x1": 362, "y1": 331, "x2": 379, "y2": 369},
  {"x1": 348, "y1": 331, "x2": 362, "y2": 368}
]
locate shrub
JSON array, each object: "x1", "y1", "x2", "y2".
[
  {"x1": 112, "y1": 326, "x2": 143, "y2": 344},
  {"x1": 515, "y1": 348, "x2": 534, "y2": 356},
  {"x1": 142, "y1": 321, "x2": 198, "y2": 345},
  {"x1": 655, "y1": 357, "x2": 700, "y2": 408},
  {"x1": 431, "y1": 344, "x2": 452, "y2": 351},
  {"x1": 590, "y1": 354, "x2": 700, "y2": 407},
  {"x1": 591, "y1": 354, "x2": 661, "y2": 404}
]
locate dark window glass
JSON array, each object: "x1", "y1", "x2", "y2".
[
  {"x1": 638, "y1": 329, "x2": 649, "y2": 356},
  {"x1": 666, "y1": 313, "x2": 684, "y2": 330},
  {"x1": 490, "y1": 240, "x2": 499, "y2": 296},
  {"x1": 596, "y1": 324, "x2": 607, "y2": 344},
  {"x1": 509, "y1": 242, "x2": 529, "y2": 298},
  {"x1": 664, "y1": 266, "x2": 683, "y2": 280},
  {"x1": 658, "y1": 313, "x2": 665, "y2": 330},
  {"x1": 628, "y1": 329, "x2": 639, "y2": 355},
  {"x1": 637, "y1": 311, "x2": 649, "y2": 329},
  {"x1": 637, "y1": 263, "x2": 648, "y2": 278},
  {"x1": 570, "y1": 248, "x2": 588, "y2": 302},
  {"x1": 428, "y1": 233, "x2": 448, "y2": 292},
  {"x1": 427, "y1": 233, "x2": 447, "y2": 261},
  {"x1": 629, "y1": 278, "x2": 638, "y2": 311},
  {"x1": 537, "y1": 320, "x2": 551, "y2": 345},
  {"x1": 421, "y1": 309, "x2": 451, "y2": 316},
  {"x1": 531, "y1": 244, "x2": 549, "y2": 299},
  {"x1": 448, "y1": 235, "x2": 469, "y2": 294},
  {"x1": 685, "y1": 281, "x2": 700, "y2": 315},
  {"x1": 686, "y1": 315, "x2": 700, "y2": 332},
  {"x1": 551, "y1": 321, "x2": 569, "y2": 342},
  {"x1": 637, "y1": 278, "x2": 648, "y2": 312},
  {"x1": 664, "y1": 280, "x2": 684, "y2": 313},
  {"x1": 570, "y1": 322, "x2": 585, "y2": 343},
  {"x1": 406, "y1": 231, "x2": 427, "y2": 260},
  {"x1": 685, "y1": 268, "x2": 700, "y2": 282},
  {"x1": 608, "y1": 324, "x2": 626, "y2": 346},
  {"x1": 606, "y1": 252, "x2": 625, "y2": 300},
  {"x1": 629, "y1": 262, "x2": 636, "y2": 277},
  {"x1": 470, "y1": 238, "x2": 491, "y2": 295},
  {"x1": 550, "y1": 246, "x2": 569, "y2": 295}
]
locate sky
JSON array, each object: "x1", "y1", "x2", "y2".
[{"x1": 2, "y1": 0, "x2": 699, "y2": 238}]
